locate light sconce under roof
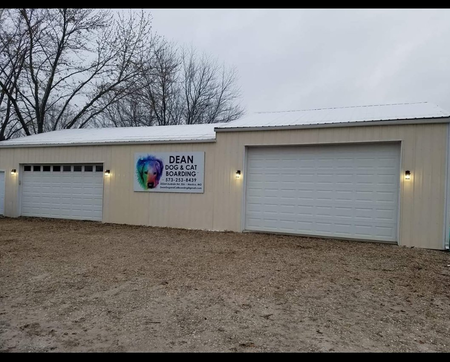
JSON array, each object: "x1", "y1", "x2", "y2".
[
  {"x1": 235, "y1": 170, "x2": 241, "y2": 179},
  {"x1": 104, "y1": 170, "x2": 111, "y2": 176},
  {"x1": 404, "y1": 170, "x2": 411, "y2": 181},
  {"x1": 11, "y1": 169, "x2": 16, "y2": 175}
]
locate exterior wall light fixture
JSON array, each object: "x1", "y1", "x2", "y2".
[
  {"x1": 11, "y1": 169, "x2": 16, "y2": 175},
  {"x1": 235, "y1": 170, "x2": 241, "y2": 179},
  {"x1": 405, "y1": 170, "x2": 411, "y2": 181},
  {"x1": 105, "y1": 170, "x2": 111, "y2": 176}
]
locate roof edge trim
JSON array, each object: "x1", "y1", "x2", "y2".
[
  {"x1": 0, "y1": 138, "x2": 217, "y2": 149},
  {"x1": 214, "y1": 117, "x2": 450, "y2": 133}
]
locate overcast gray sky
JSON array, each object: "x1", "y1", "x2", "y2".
[{"x1": 143, "y1": 8, "x2": 450, "y2": 114}]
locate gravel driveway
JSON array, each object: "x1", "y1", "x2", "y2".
[{"x1": 1, "y1": 217, "x2": 449, "y2": 352}]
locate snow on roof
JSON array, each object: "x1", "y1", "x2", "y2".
[
  {"x1": 1, "y1": 102, "x2": 449, "y2": 148},
  {"x1": 215, "y1": 102, "x2": 450, "y2": 131},
  {"x1": 0, "y1": 123, "x2": 221, "y2": 147}
]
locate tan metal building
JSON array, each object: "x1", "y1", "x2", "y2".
[{"x1": 1, "y1": 102, "x2": 449, "y2": 250}]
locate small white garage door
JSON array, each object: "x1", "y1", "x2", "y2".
[
  {"x1": 0, "y1": 171, "x2": 5, "y2": 215},
  {"x1": 21, "y1": 164, "x2": 104, "y2": 221},
  {"x1": 245, "y1": 143, "x2": 400, "y2": 242}
]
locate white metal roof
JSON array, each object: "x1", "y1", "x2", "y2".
[
  {"x1": 0, "y1": 102, "x2": 449, "y2": 147},
  {"x1": 215, "y1": 102, "x2": 450, "y2": 131},
  {"x1": 0, "y1": 123, "x2": 221, "y2": 147}
]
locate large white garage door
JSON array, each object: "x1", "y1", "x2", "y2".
[
  {"x1": 245, "y1": 143, "x2": 400, "y2": 242},
  {"x1": 21, "y1": 164, "x2": 104, "y2": 221},
  {"x1": 0, "y1": 171, "x2": 5, "y2": 215}
]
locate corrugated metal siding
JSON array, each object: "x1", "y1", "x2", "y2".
[
  {"x1": 0, "y1": 123, "x2": 447, "y2": 249},
  {"x1": 212, "y1": 124, "x2": 448, "y2": 249}
]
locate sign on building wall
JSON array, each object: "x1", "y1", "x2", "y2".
[{"x1": 134, "y1": 152, "x2": 205, "y2": 193}]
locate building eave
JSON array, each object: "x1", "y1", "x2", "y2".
[
  {"x1": 214, "y1": 117, "x2": 450, "y2": 133},
  {"x1": 0, "y1": 138, "x2": 217, "y2": 149}
]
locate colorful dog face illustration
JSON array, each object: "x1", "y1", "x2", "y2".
[{"x1": 136, "y1": 155, "x2": 164, "y2": 190}]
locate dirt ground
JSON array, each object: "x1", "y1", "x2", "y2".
[{"x1": 0, "y1": 217, "x2": 450, "y2": 352}]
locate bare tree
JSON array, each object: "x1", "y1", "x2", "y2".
[
  {"x1": 182, "y1": 48, "x2": 243, "y2": 124},
  {"x1": 98, "y1": 44, "x2": 244, "y2": 128},
  {"x1": 96, "y1": 92, "x2": 150, "y2": 128},
  {"x1": 0, "y1": 8, "x2": 154, "y2": 138},
  {"x1": 98, "y1": 38, "x2": 183, "y2": 127},
  {"x1": 140, "y1": 40, "x2": 183, "y2": 126},
  {"x1": 0, "y1": 9, "x2": 29, "y2": 140}
]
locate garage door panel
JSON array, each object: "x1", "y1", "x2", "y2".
[
  {"x1": 277, "y1": 175, "x2": 297, "y2": 183},
  {"x1": 334, "y1": 158, "x2": 355, "y2": 168},
  {"x1": 374, "y1": 208, "x2": 396, "y2": 220},
  {"x1": 247, "y1": 218, "x2": 397, "y2": 241},
  {"x1": 315, "y1": 222, "x2": 334, "y2": 233},
  {"x1": 245, "y1": 143, "x2": 400, "y2": 242},
  {"x1": 354, "y1": 207, "x2": 375, "y2": 219},
  {"x1": 260, "y1": 204, "x2": 281, "y2": 213},
  {"x1": 354, "y1": 174, "x2": 376, "y2": 183},
  {"x1": 278, "y1": 222, "x2": 296, "y2": 230},
  {"x1": 278, "y1": 190, "x2": 298, "y2": 199},
  {"x1": 261, "y1": 189, "x2": 280, "y2": 198},
  {"x1": 376, "y1": 191, "x2": 397, "y2": 201},
  {"x1": 294, "y1": 174, "x2": 316, "y2": 182},
  {"x1": 333, "y1": 223, "x2": 353, "y2": 234},
  {"x1": 334, "y1": 191, "x2": 353, "y2": 200},
  {"x1": 315, "y1": 190, "x2": 334, "y2": 199},
  {"x1": 373, "y1": 226, "x2": 396, "y2": 238},
  {"x1": 354, "y1": 190, "x2": 375, "y2": 201},
  {"x1": 278, "y1": 204, "x2": 297, "y2": 213},
  {"x1": 22, "y1": 165, "x2": 103, "y2": 221},
  {"x1": 246, "y1": 191, "x2": 265, "y2": 199},
  {"x1": 261, "y1": 219, "x2": 280, "y2": 229},
  {"x1": 295, "y1": 207, "x2": 315, "y2": 216},
  {"x1": 251, "y1": 175, "x2": 278, "y2": 183},
  {"x1": 315, "y1": 206, "x2": 333, "y2": 216}
]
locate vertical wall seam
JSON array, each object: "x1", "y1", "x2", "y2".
[
  {"x1": 444, "y1": 124, "x2": 450, "y2": 249},
  {"x1": 210, "y1": 141, "x2": 216, "y2": 231}
]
